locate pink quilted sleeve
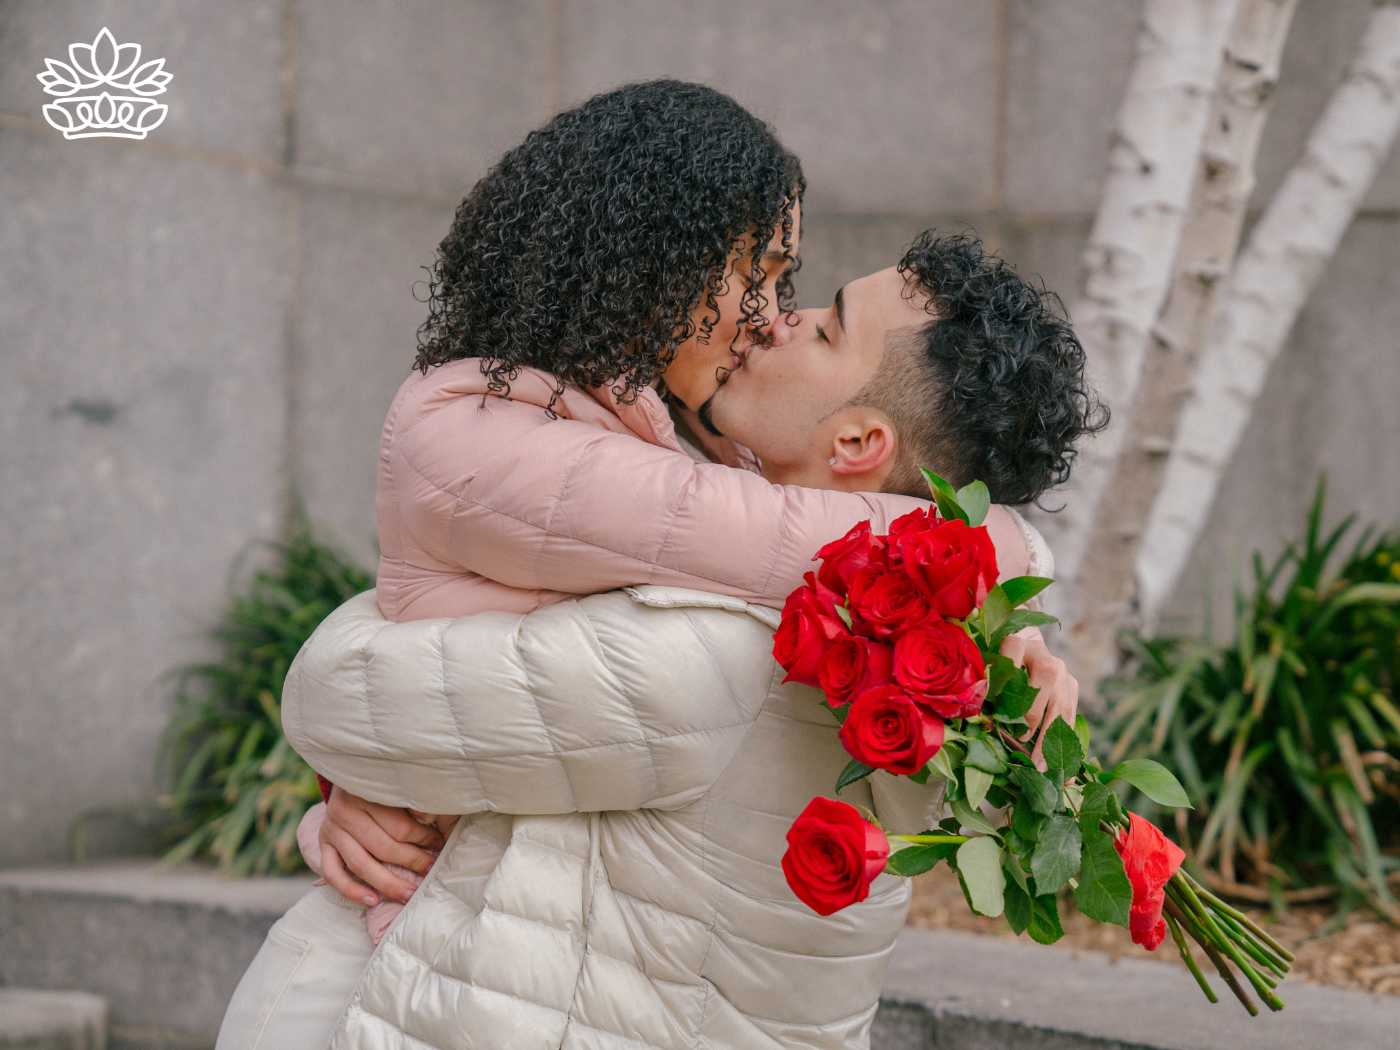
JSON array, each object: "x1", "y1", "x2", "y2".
[{"x1": 395, "y1": 402, "x2": 1030, "y2": 607}]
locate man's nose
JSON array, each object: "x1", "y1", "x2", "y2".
[{"x1": 760, "y1": 310, "x2": 802, "y2": 349}]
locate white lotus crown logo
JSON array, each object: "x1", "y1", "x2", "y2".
[{"x1": 35, "y1": 26, "x2": 173, "y2": 140}]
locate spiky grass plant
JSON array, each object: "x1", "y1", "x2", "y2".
[
  {"x1": 1103, "y1": 481, "x2": 1400, "y2": 920},
  {"x1": 154, "y1": 523, "x2": 372, "y2": 874}
]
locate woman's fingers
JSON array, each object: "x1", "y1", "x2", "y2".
[
  {"x1": 366, "y1": 802, "x2": 448, "y2": 852},
  {"x1": 319, "y1": 842, "x2": 380, "y2": 908},
  {"x1": 325, "y1": 824, "x2": 420, "y2": 904},
  {"x1": 340, "y1": 804, "x2": 440, "y2": 877}
]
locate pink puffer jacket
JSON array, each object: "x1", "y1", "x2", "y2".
[{"x1": 303, "y1": 356, "x2": 1033, "y2": 943}]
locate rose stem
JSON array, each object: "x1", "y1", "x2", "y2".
[
  {"x1": 890, "y1": 834, "x2": 969, "y2": 846},
  {"x1": 1183, "y1": 872, "x2": 1294, "y2": 963},
  {"x1": 1165, "y1": 907, "x2": 1218, "y2": 1004},
  {"x1": 1168, "y1": 898, "x2": 1259, "y2": 1016},
  {"x1": 1209, "y1": 908, "x2": 1288, "y2": 979},
  {"x1": 1171, "y1": 879, "x2": 1283, "y2": 1011}
]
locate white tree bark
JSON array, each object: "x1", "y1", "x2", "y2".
[
  {"x1": 1137, "y1": 1, "x2": 1400, "y2": 623},
  {"x1": 1068, "y1": 0, "x2": 1298, "y2": 684},
  {"x1": 1032, "y1": 0, "x2": 1238, "y2": 615}
]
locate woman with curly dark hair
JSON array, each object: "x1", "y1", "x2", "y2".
[{"x1": 413, "y1": 78, "x2": 806, "y2": 412}]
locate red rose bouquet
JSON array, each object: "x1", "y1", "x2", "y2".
[{"x1": 774, "y1": 470, "x2": 1293, "y2": 1015}]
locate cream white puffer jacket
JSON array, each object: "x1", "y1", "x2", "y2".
[{"x1": 282, "y1": 584, "x2": 954, "y2": 1050}]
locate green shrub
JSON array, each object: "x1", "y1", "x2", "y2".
[
  {"x1": 1102, "y1": 481, "x2": 1400, "y2": 919},
  {"x1": 154, "y1": 523, "x2": 372, "y2": 875}
]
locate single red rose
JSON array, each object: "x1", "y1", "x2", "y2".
[
  {"x1": 848, "y1": 566, "x2": 930, "y2": 639},
  {"x1": 885, "y1": 507, "x2": 933, "y2": 561},
  {"x1": 893, "y1": 621, "x2": 989, "y2": 719},
  {"x1": 895, "y1": 517, "x2": 999, "y2": 620},
  {"x1": 774, "y1": 572, "x2": 848, "y2": 688},
  {"x1": 815, "y1": 520, "x2": 886, "y2": 596},
  {"x1": 818, "y1": 636, "x2": 894, "y2": 709},
  {"x1": 1114, "y1": 813, "x2": 1187, "y2": 951},
  {"x1": 780, "y1": 796, "x2": 890, "y2": 916},
  {"x1": 838, "y1": 685, "x2": 946, "y2": 776}
]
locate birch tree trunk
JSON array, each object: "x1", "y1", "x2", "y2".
[
  {"x1": 1031, "y1": 0, "x2": 1238, "y2": 604},
  {"x1": 1068, "y1": 0, "x2": 1298, "y2": 685},
  {"x1": 1137, "y1": 1, "x2": 1400, "y2": 624}
]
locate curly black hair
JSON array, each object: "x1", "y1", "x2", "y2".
[
  {"x1": 412, "y1": 80, "x2": 804, "y2": 406},
  {"x1": 853, "y1": 230, "x2": 1108, "y2": 507}
]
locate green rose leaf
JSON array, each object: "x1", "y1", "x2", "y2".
[
  {"x1": 886, "y1": 841, "x2": 958, "y2": 877},
  {"x1": 921, "y1": 468, "x2": 968, "y2": 524},
  {"x1": 835, "y1": 759, "x2": 876, "y2": 793},
  {"x1": 1004, "y1": 875, "x2": 1031, "y2": 934},
  {"x1": 1027, "y1": 893, "x2": 1065, "y2": 945},
  {"x1": 1003, "y1": 851, "x2": 1031, "y2": 895},
  {"x1": 1011, "y1": 802, "x2": 1044, "y2": 844},
  {"x1": 1074, "y1": 714, "x2": 1092, "y2": 755},
  {"x1": 965, "y1": 765, "x2": 994, "y2": 809},
  {"x1": 991, "y1": 610, "x2": 1061, "y2": 649},
  {"x1": 994, "y1": 667, "x2": 1039, "y2": 721},
  {"x1": 955, "y1": 480, "x2": 991, "y2": 527},
  {"x1": 999, "y1": 576, "x2": 1054, "y2": 609},
  {"x1": 982, "y1": 586, "x2": 1012, "y2": 643},
  {"x1": 1008, "y1": 763, "x2": 1058, "y2": 816},
  {"x1": 908, "y1": 765, "x2": 932, "y2": 785},
  {"x1": 1029, "y1": 814, "x2": 1081, "y2": 894},
  {"x1": 1077, "y1": 781, "x2": 1118, "y2": 835},
  {"x1": 1074, "y1": 830, "x2": 1131, "y2": 927},
  {"x1": 1106, "y1": 758, "x2": 1193, "y2": 809},
  {"x1": 1042, "y1": 717, "x2": 1084, "y2": 785},
  {"x1": 834, "y1": 603, "x2": 854, "y2": 630},
  {"x1": 955, "y1": 837, "x2": 1005, "y2": 918},
  {"x1": 951, "y1": 796, "x2": 1000, "y2": 837},
  {"x1": 964, "y1": 734, "x2": 1008, "y2": 775},
  {"x1": 929, "y1": 745, "x2": 960, "y2": 783}
]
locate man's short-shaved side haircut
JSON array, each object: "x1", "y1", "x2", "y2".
[{"x1": 849, "y1": 230, "x2": 1108, "y2": 507}]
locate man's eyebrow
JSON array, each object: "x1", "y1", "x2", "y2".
[{"x1": 835, "y1": 284, "x2": 847, "y2": 334}]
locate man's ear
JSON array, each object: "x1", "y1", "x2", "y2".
[{"x1": 828, "y1": 413, "x2": 896, "y2": 479}]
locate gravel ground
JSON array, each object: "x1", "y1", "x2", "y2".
[{"x1": 907, "y1": 867, "x2": 1400, "y2": 997}]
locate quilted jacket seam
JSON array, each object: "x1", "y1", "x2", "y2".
[
  {"x1": 432, "y1": 621, "x2": 489, "y2": 802},
  {"x1": 509, "y1": 614, "x2": 579, "y2": 811},
  {"x1": 294, "y1": 718, "x2": 758, "y2": 765},
  {"x1": 575, "y1": 609, "x2": 660, "y2": 803}
]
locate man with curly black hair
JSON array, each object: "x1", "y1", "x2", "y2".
[{"x1": 692, "y1": 229, "x2": 1108, "y2": 511}]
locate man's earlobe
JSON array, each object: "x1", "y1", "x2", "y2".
[{"x1": 829, "y1": 420, "x2": 896, "y2": 476}]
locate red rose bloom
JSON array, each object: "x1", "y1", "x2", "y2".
[
  {"x1": 774, "y1": 572, "x2": 847, "y2": 688},
  {"x1": 848, "y1": 566, "x2": 930, "y2": 639},
  {"x1": 893, "y1": 621, "x2": 988, "y2": 719},
  {"x1": 1114, "y1": 813, "x2": 1187, "y2": 951},
  {"x1": 838, "y1": 685, "x2": 945, "y2": 775},
  {"x1": 780, "y1": 797, "x2": 890, "y2": 916},
  {"x1": 814, "y1": 520, "x2": 886, "y2": 596},
  {"x1": 818, "y1": 636, "x2": 894, "y2": 709},
  {"x1": 885, "y1": 507, "x2": 933, "y2": 558},
  {"x1": 896, "y1": 517, "x2": 999, "y2": 620}
]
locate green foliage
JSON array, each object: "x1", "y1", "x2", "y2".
[
  {"x1": 153, "y1": 522, "x2": 372, "y2": 875},
  {"x1": 1103, "y1": 480, "x2": 1400, "y2": 918}
]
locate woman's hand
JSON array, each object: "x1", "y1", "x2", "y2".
[
  {"x1": 318, "y1": 786, "x2": 449, "y2": 907},
  {"x1": 998, "y1": 627, "x2": 1079, "y2": 773}
]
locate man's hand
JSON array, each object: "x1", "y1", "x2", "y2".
[
  {"x1": 998, "y1": 627, "x2": 1079, "y2": 772},
  {"x1": 318, "y1": 786, "x2": 449, "y2": 907}
]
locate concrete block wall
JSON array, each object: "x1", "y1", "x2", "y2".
[{"x1": 1, "y1": 0, "x2": 1397, "y2": 867}]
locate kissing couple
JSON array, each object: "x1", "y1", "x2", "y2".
[{"x1": 216, "y1": 79, "x2": 1105, "y2": 1050}]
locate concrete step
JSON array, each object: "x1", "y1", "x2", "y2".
[
  {"x1": 0, "y1": 989, "x2": 107, "y2": 1050},
  {"x1": 873, "y1": 926, "x2": 1400, "y2": 1049},
  {"x1": 0, "y1": 862, "x2": 313, "y2": 1050}
]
